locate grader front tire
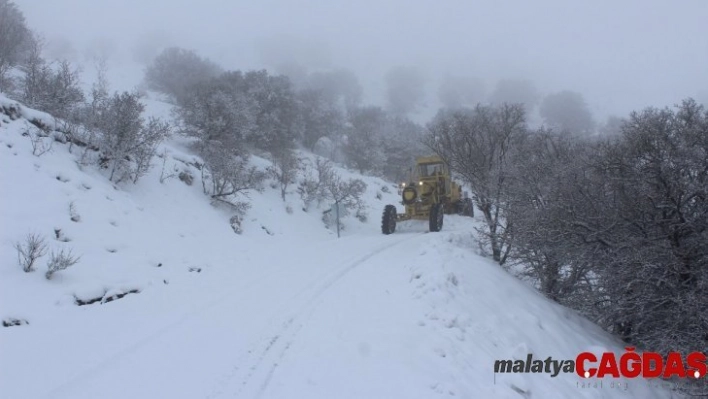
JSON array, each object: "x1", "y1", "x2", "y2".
[
  {"x1": 381, "y1": 205, "x2": 397, "y2": 235},
  {"x1": 429, "y1": 203, "x2": 444, "y2": 232}
]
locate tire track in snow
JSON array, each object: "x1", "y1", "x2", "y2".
[{"x1": 210, "y1": 232, "x2": 426, "y2": 399}]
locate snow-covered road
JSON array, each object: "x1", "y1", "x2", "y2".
[{"x1": 27, "y1": 230, "x2": 439, "y2": 399}]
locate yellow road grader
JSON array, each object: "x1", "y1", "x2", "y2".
[{"x1": 381, "y1": 155, "x2": 474, "y2": 234}]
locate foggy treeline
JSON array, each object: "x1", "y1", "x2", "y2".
[{"x1": 2, "y1": 1, "x2": 706, "y2": 391}]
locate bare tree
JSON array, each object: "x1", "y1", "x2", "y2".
[
  {"x1": 426, "y1": 103, "x2": 527, "y2": 265},
  {"x1": 298, "y1": 157, "x2": 366, "y2": 215},
  {"x1": 587, "y1": 99, "x2": 708, "y2": 356},
  {"x1": 326, "y1": 175, "x2": 367, "y2": 214},
  {"x1": 505, "y1": 129, "x2": 597, "y2": 304},
  {"x1": 502, "y1": 99, "x2": 707, "y2": 396}
]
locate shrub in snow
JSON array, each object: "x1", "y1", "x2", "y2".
[
  {"x1": 178, "y1": 170, "x2": 193, "y2": 186},
  {"x1": 68, "y1": 201, "x2": 80, "y2": 222},
  {"x1": 25, "y1": 123, "x2": 52, "y2": 156},
  {"x1": 355, "y1": 208, "x2": 367, "y2": 223},
  {"x1": 14, "y1": 232, "x2": 48, "y2": 272},
  {"x1": 53, "y1": 228, "x2": 70, "y2": 242},
  {"x1": 2, "y1": 318, "x2": 29, "y2": 327},
  {"x1": 229, "y1": 215, "x2": 243, "y2": 235},
  {"x1": 0, "y1": 97, "x2": 22, "y2": 120},
  {"x1": 45, "y1": 248, "x2": 80, "y2": 280}
]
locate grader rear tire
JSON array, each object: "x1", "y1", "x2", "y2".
[{"x1": 381, "y1": 205, "x2": 397, "y2": 235}]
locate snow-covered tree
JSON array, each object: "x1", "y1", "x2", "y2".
[
  {"x1": 144, "y1": 47, "x2": 222, "y2": 103},
  {"x1": 267, "y1": 148, "x2": 300, "y2": 200},
  {"x1": 177, "y1": 71, "x2": 254, "y2": 154},
  {"x1": 539, "y1": 90, "x2": 595, "y2": 135},
  {"x1": 20, "y1": 37, "x2": 84, "y2": 120},
  {"x1": 305, "y1": 68, "x2": 362, "y2": 112},
  {"x1": 380, "y1": 116, "x2": 425, "y2": 182},
  {"x1": 427, "y1": 103, "x2": 527, "y2": 265},
  {"x1": 296, "y1": 88, "x2": 345, "y2": 151},
  {"x1": 241, "y1": 70, "x2": 298, "y2": 154},
  {"x1": 0, "y1": 0, "x2": 32, "y2": 91},
  {"x1": 343, "y1": 106, "x2": 387, "y2": 175},
  {"x1": 505, "y1": 129, "x2": 596, "y2": 304},
  {"x1": 94, "y1": 91, "x2": 170, "y2": 183}
]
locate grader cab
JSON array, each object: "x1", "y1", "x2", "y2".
[{"x1": 381, "y1": 155, "x2": 474, "y2": 234}]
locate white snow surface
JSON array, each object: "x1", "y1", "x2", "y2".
[{"x1": 0, "y1": 95, "x2": 678, "y2": 399}]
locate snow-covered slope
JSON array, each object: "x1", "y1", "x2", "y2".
[{"x1": 0, "y1": 95, "x2": 676, "y2": 399}]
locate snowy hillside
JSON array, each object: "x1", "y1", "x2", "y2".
[{"x1": 0, "y1": 96, "x2": 677, "y2": 399}]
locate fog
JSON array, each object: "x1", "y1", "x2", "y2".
[{"x1": 15, "y1": 0, "x2": 708, "y2": 122}]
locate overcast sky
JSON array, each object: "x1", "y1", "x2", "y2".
[{"x1": 14, "y1": 0, "x2": 708, "y2": 122}]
